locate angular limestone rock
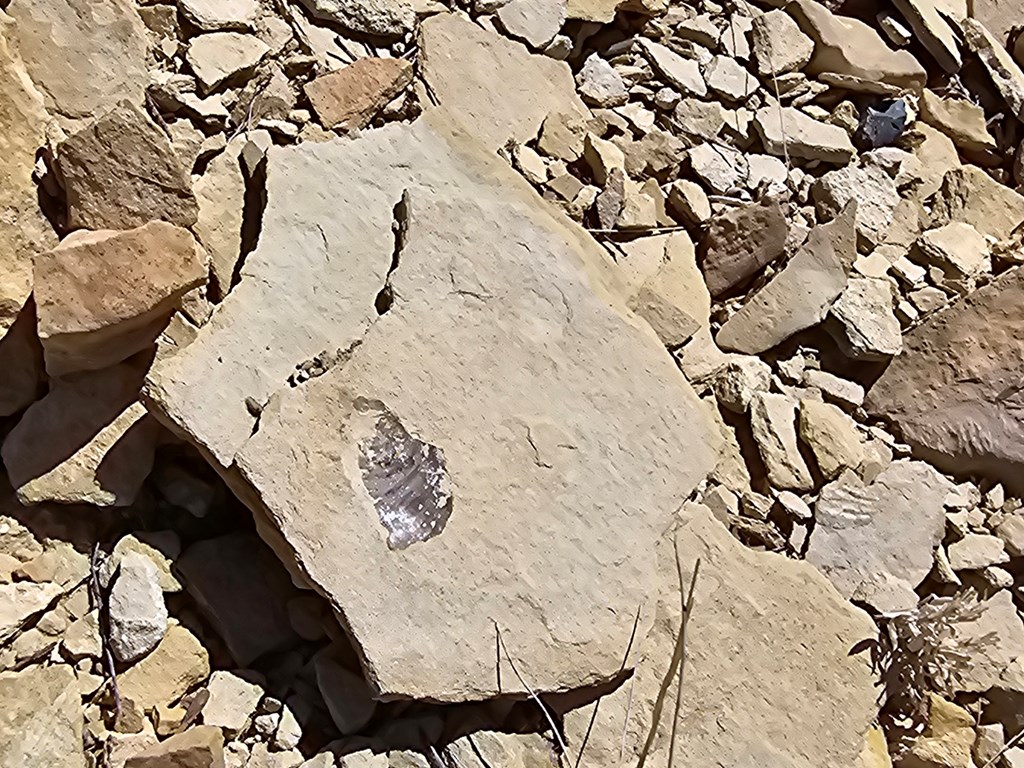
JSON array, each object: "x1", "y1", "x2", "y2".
[
  {"x1": 125, "y1": 725, "x2": 223, "y2": 768},
  {"x1": 717, "y1": 203, "x2": 855, "y2": 354},
  {"x1": 807, "y1": 461, "x2": 953, "y2": 611},
  {"x1": 750, "y1": 392, "x2": 814, "y2": 491},
  {"x1": 203, "y1": 671, "x2": 264, "y2": 736},
  {"x1": 419, "y1": 13, "x2": 587, "y2": 153},
  {"x1": 788, "y1": 0, "x2": 926, "y2": 92},
  {"x1": 0, "y1": 20, "x2": 56, "y2": 336},
  {"x1": 567, "y1": 504, "x2": 877, "y2": 768},
  {"x1": 920, "y1": 90, "x2": 997, "y2": 153},
  {"x1": 826, "y1": 276, "x2": 903, "y2": 361},
  {"x1": 931, "y1": 166, "x2": 1024, "y2": 241},
  {"x1": 34, "y1": 222, "x2": 207, "y2": 376},
  {"x1": 964, "y1": 18, "x2": 1024, "y2": 122},
  {"x1": 636, "y1": 39, "x2": 708, "y2": 98},
  {"x1": 305, "y1": 58, "x2": 413, "y2": 131},
  {"x1": 4, "y1": 0, "x2": 147, "y2": 123},
  {"x1": 701, "y1": 198, "x2": 788, "y2": 297},
  {"x1": 119, "y1": 624, "x2": 210, "y2": 711},
  {"x1": 57, "y1": 101, "x2": 199, "y2": 230},
  {"x1": 186, "y1": 32, "x2": 269, "y2": 96},
  {"x1": 176, "y1": 533, "x2": 299, "y2": 666},
  {"x1": 178, "y1": 0, "x2": 260, "y2": 30},
  {"x1": 953, "y1": 590, "x2": 1024, "y2": 693},
  {"x1": 109, "y1": 552, "x2": 168, "y2": 663},
  {"x1": 1, "y1": 359, "x2": 161, "y2": 507},
  {"x1": 145, "y1": 113, "x2": 719, "y2": 701},
  {"x1": 0, "y1": 664, "x2": 85, "y2": 768},
  {"x1": 798, "y1": 398, "x2": 865, "y2": 479},
  {"x1": 194, "y1": 141, "x2": 246, "y2": 301},
  {"x1": 496, "y1": 0, "x2": 566, "y2": 49},
  {"x1": 813, "y1": 163, "x2": 900, "y2": 249},
  {"x1": 0, "y1": 581, "x2": 62, "y2": 643},
  {"x1": 751, "y1": 9, "x2": 814, "y2": 76},
  {"x1": 892, "y1": 0, "x2": 962, "y2": 72},
  {"x1": 754, "y1": 104, "x2": 855, "y2": 164},
  {"x1": 294, "y1": 0, "x2": 414, "y2": 37},
  {"x1": 866, "y1": 267, "x2": 1024, "y2": 494}
]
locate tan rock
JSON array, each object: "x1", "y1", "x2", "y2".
[
  {"x1": 826, "y1": 276, "x2": 903, "y2": 361},
  {"x1": 751, "y1": 9, "x2": 814, "y2": 76},
  {"x1": 807, "y1": 461, "x2": 953, "y2": 611},
  {"x1": 858, "y1": 726, "x2": 893, "y2": 768},
  {"x1": 0, "y1": 20, "x2": 56, "y2": 336},
  {"x1": 909, "y1": 123, "x2": 961, "y2": 200},
  {"x1": 916, "y1": 222, "x2": 990, "y2": 279},
  {"x1": 145, "y1": 113, "x2": 719, "y2": 701},
  {"x1": 120, "y1": 624, "x2": 211, "y2": 710},
  {"x1": 305, "y1": 58, "x2": 413, "y2": 131},
  {"x1": 754, "y1": 103, "x2": 855, "y2": 164},
  {"x1": 750, "y1": 392, "x2": 814, "y2": 491},
  {"x1": 565, "y1": 0, "x2": 620, "y2": 21},
  {"x1": 203, "y1": 671, "x2": 264, "y2": 736},
  {"x1": 788, "y1": 0, "x2": 926, "y2": 92},
  {"x1": 717, "y1": 203, "x2": 854, "y2": 354},
  {"x1": 4, "y1": 0, "x2": 147, "y2": 124},
  {"x1": 496, "y1": 0, "x2": 566, "y2": 49},
  {"x1": 1, "y1": 360, "x2": 161, "y2": 507},
  {"x1": 636, "y1": 38, "x2": 708, "y2": 98},
  {"x1": 666, "y1": 179, "x2": 711, "y2": 226},
  {"x1": 799, "y1": 398, "x2": 865, "y2": 479},
  {"x1": 125, "y1": 725, "x2": 224, "y2": 768},
  {"x1": 0, "y1": 581, "x2": 62, "y2": 643},
  {"x1": 964, "y1": 18, "x2": 1024, "y2": 121},
  {"x1": 813, "y1": 163, "x2": 900, "y2": 249},
  {"x1": 418, "y1": 13, "x2": 587, "y2": 153},
  {"x1": 292, "y1": 0, "x2": 413, "y2": 37},
  {"x1": 931, "y1": 165, "x2": 1024, "y2": 241},
  {"x1": 866, "y1": 266, "x2": 1024, "y2": 493},
  {"x1": 567, "y1": 504, "x2": 877, "y2": 768},
  {"x1": 178, "y1": 0, "x2": 260, "y2": 30},
  {"x1": 194, "y1": 141, "x2": 245, "y2": 301},
  {"x1": 0, "y1": 664, "x2": 85, "y2": 768},
  {"x1": 892, "y1": 0, "x2": 962, "y2": 72},
  {"x1": 186, "y1": 32, "x2": 269, "y2": 96},
  {"x1": 103, "y1": 533, "x2": 183, "y2": 593},
  {"x1": 920, "y1": 90, "x2": 997, "y2": 152},
  {"x1": 952, "y1": 590, "x2": 1024, "y2": 692},
  {"x1": 902, "y1": 695, "x2": 975, "y2": 768},
  {"x1": 701, "y1": 198, "x2": 788, "y2": 297},
  {"x1": 34, "y1": 222, "x2": 207, "y2": 376},
  {"x1": 57, "y1": 101, "x2": 198, "y2": 230}
]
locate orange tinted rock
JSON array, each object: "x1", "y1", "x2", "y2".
[
  {"x1": 305, "y1": 58, "x2": 413, "y2": 130},
  {"x1": 34, "y1": 221, "x2": 207, "y2": 377}
]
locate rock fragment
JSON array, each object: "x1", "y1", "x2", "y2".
[
  {"x1": 701, "y1": 198, "x2": 788, "y2": 296},
  {"x1": 952, "y1": 590, "x2": 1024, "y2": 692},
  {"x1": 903, "y1": 696, "x2": 976, "y2": 768},
  {"x1": 0, "y1": 665, "x2": 85, "y2": 768},
  {"x1": 576, "y1": 54, "x2": 628, "y2": 107},
  {"x1": 419, "y1": 14, "x2": 587, "y2": 153},
  {"x1": 892, "y1": 0, "x2": 962, "y2": 72},
  {"x1": 636, "y1": 39, "x2": 708, "y2": 97},
  {"x1": 119, "y1": 625, "x2": 211, "y2": 711},
  {"x1": 204, "y1": 671, "x2": 264, "y2": 736},
  {"x1": 750, "y1": 392, "x2": 814, "y2": 491},
  {"x1": 755, "y1": 104, "x2": 855, "y2": 164},
  {"x1": 496, "y1": 0, "x2": 566, "y2": 49},
  {"x1": 920, "y1": 90, "x2": 997, "y2": 153},
  {"x1": 931, "y1": 166, "x2": 1024, "y2": 241},
  {"x1": 186, "y1": 32, "x2": 269, "y2": 95},
  {"x1": 711, "y1": 357, "x2": 772, "y2": 413},
  {"x1": 566, "y1": 504, "x2": 877, "y2": 768},
  {"x1": 704, "y1": 55, "x2": 759, "y2": 102},
  {"x1": 916, "y1": 222, "x2": 990, "y2": 279},
  {"x1": 813, "y1": 163, "x2": 900, "y2": 248},
  {"x1": 124, "y1": 725, "x2": 224, "y2": 768},
  {"x1": 293, "y1": 0, "x2": 414, "y2": 37},
  {"x1": 305, "y1": 58, "x2": 413, "y2": 131},
  {"x1": 0, "y1": 581, "x2": 63, "y2": 643},
  {"x1": 750, "y1": 9, "x2": 814, "y2": 76},
  {"x1": 1, "y1": 361, "x2": 161, "y2": 507},
  {"x1": 964, "y1": 18, "x2": 1024, "y2": 121},
  {"x1": 109, "y1": 553, "x2": 169, "y2": 663},
  {"x1": 178, "y1": 0, "x2": 260, "y2": 30},
  {"x1": 866, "y1": 267, "x2": 1024, "y2": 493},
  {"x1": 827, "y1": 277, "x2": 903, "y2": 360},
  {"x1": 34, "y1": 222, "x2": 207, "y2": 376},
  {"x1": 717, "y1": 204, "x2": 855, "y2": 354},
  {"x1": 57, "y1": 101, "x2": 198, "y2": 230},
  {"x1": 947, "y1": 533, "x2": 1009, "y2": 570},
  {"x1": 4, "y1": 0, "x2": 147, "y2": 123},
  {"x1": 807, "y1": 461, "x2": 953, "y2": 611},
  {"x1": 799, "y1": 398, "x2": 865, "y2": 479},
  {"x1": 314, "y1": 652, "x2": 378, "y2": 734}
]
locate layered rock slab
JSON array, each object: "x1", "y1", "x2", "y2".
[
  {"x1": 567, "y1": 504, "x2": 877, "y2": 768},
  {"x1": 866, "y1": 266, "x2": 1024, "y2": 494},
  {"x1": 0, "y1": 664, "x2": 85, "y2": 768},
  {"x1": 145, "y1": 113, "x2": 720, "y2": 700}
]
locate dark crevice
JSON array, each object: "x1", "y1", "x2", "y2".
[
  {"x1": 375, "y1": 191, "x2": 410, "y2": 315},
  {"x1": 233, "y1": 153, "x2": 268, "y2": 293}
]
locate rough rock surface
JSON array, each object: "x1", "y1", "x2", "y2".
[
  {"x1": 124, "y1": 725, "x2": 224, "y2": 768},
  {"x1": 0, "y1": 664, "x2": 85, "y2": 768},
  {"x1": 717, "y1": 203, "x2": 854, "y2": 353},
  {"x1": 2, "y1": 360, "x2": 161, "y2": 507},
  {"x1": 109, "y1": 552, "x2": 169, "y2": 663},
  {"x1": 807, "y1": 461, "x2": 953, "y2": 611},
  {"x1": 119, "y1": 624, "x2": 211, "y2": 710},
  {"x1": 755, "y1": 104, "x2": 855, "y2": 164},
  {"x1": 145, "y1": 113, "x2": 719, "y2": 700},
  {"x1": 293, "y1": 0, "x2": 414, "y2": 37},
  {"x1": 418, "y1": 14, "x2": 587, "y2": 153},
  {"x1": 57, "y1": 101, "x2": 199, "y2": 230},
  {"x1": 305, "y1": 58, "x2": 413, "y2": 131},
  {"x1": 701, "y1": 198, "x2": 788, "y2": 296},
  {"x1": 4, "y1": 0, "x2": 148, "y2": 123},
  {"x1": 931, "y1": 166, "x2": 1024, "y2": 241},
  {"x1": 827, "y1": 276, "x2": 903, "y2": 360},
  {"x1": 0, "y1": 581, "x2": 63, "y2": 643},
  {"x1": 567, "y1": 504, "x2": 877, "y2": 768},
  {"x1": 34, "y1": 222, "x2": 207, "y2": 376},
  {"x1": 750, "y1": 392, "x2": 814, "y2": 491},
  {"x1": 866, "y1": 267, "x2": 1024, "y2": 494},
  {"x1": 0, "y1": 21, "x2": 56, "y2": 337}
]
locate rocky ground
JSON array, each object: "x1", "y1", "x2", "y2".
[{"x1": 2, "y1": 0, "x2": 1024, "y2": 765}]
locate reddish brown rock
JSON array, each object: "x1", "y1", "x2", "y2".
[
  {"x1": 34, "y1": 221, "x2": 207, "y2": 377},
  {"x1": 866, "y1": 266, "x2": 1024, "y2": 494},
  {"x1": 700, "y1": 198, "x2": 788, "y2": 297},
  {"x1": 56, "y1": 101, "x2": 198, "y2": 230},
  {"x1": 305, "y1": 58, "x2": 413, "y2": 131}
]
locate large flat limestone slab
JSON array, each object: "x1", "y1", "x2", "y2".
[{"x1": 145, "y1": 113, "x2": 720, "y2": 701}]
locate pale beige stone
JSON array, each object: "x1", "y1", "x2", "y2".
[
  {"x1": 920, "y1": 89, "x2": 997, "y2": 152},
  {"x1": 754, "y1": 104, "x2": 855, "y2": 164},
  {"x1": 931, "y1": 166, "x2": 1024, "y2": 241},
  {"x1": 750, "y1": 392, "x2": 814, "y2": 491},
  {"x1": 799, "y1": 398, "x2": 865, "y2": 479},
  {"x1": 186, "y1": 32, "x2": 269, "y2": 96},
  {"x1": 0, "y1": 581, "x2": 62, "y2": 643},
  {"x1": 0, "y1": 665, "x2": 85, "y2": 768},
  {"x1": 964, "y1": 18, "x2": 1024, "y2": 121}
]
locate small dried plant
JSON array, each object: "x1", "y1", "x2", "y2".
[{"x1": 864, "y1": 590, "x2": 994, "y2": 752}]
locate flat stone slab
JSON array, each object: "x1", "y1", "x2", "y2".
[{"x1": 145, "y1": 113, "x2": 719, "y2": 701}]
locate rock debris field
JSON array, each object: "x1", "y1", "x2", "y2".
[{"x1": 6, "y1": 0, "x2": 1024, "y2": 765}]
